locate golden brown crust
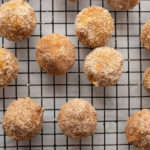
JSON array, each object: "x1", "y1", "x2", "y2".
[
  {"x1": 125, "y1": 109, "x2": 150, "y2": 149},
  {"x1": 0, "y1": 48, "x2": 19, "y2": 87},
  {"x1": 2, "y1": 97, "x2": 44, "y2": 141},
  {"x1": 75, "y1": 6, "x2": 114, "y2": 48},
  {"x1": 58, "y1": 99, "x2": 97, "y2": 139},
  {"x1": 84, "y1": 47, "x2": 124, "y2": 87},
  {"x1": 0, "y1": 0, "x2": 36, "y2": 42},
  {"x1": 141, "y1": 20, "x2": 150, "y2": 52},
  {"x1": 106, "y1": 0, "x2": 141, "y2": 10},
  {"x1": 36, "y1": 33, "x2": 76, "y2": 76},
  {"x1": 143, "y1": 67, "x2": 150, "y2": 93}
]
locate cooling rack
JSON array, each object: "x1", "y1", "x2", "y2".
[{"x1": 0, "y1": 0, "x2": 150, "y2": 149}]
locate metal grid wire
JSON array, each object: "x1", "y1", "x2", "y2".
[{"x1": 0, "y1": 0, "x2": 150, "y2": 149}]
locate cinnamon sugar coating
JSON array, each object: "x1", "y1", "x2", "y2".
[
  {"x1": 143, "y1": 67, "x2": 150, "y2": 93},
  {"x1": 75, "y1": 6, "x2": 114, "y2": 48},
  {"x1": 2, "y1": 97, "x2": 44, "y2": 141},
  {"x1": 36, "y1": 33, "x2": 76, "y2": 76},
  {"x1": 58, "y1": 99, "x2": 97, "y2": 139},
  {"x1": 106, "y1": 0, "x2": 141, "y2": 10},
  {"x1": 0, "y1": 48, "x2": 19, "y2": 87},
  {"x1": 125, "y1": 109, "x2": 150, "y2": 149},
  {"x1": 0, "y1": 0, "x2": 36, "y2": 42},
  {"x1": 141, "y1": 20, "x2": 150, "y2": 52},
  {"x1": 84, "y1": 47, "x2": 124, "y2": 87}
]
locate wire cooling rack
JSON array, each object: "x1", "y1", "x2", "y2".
[{"x1": 0, "y1": 0, "x2": 150, "y2": 149}]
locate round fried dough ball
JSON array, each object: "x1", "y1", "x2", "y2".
[
  {"x1": 2, "y1": 97, "x2": 44, "y2": 141},
  {"x1": 0, "y1": 0, "x2": 36, "y2": 42},
  {"x1": 143, "y1": 67, "x2": 150, "y2": 93},
  {"x1": 58, "y1": 99, "x2": 97, "y2": 139},
  {"x1": 36, "y1": 33, "x2": 76, "y2": 76},
  {"x1": 106, "y1": 0, "x2": 141, "y2": 11},
  {"x1": 141, "y1": 20, "x2": 150, "y2": 52},
  {"x1": 84, "y1": 47, "x2": 124, "y2": 87},
  {"x1": 0, "y1": 47, "x2": 19, "y2": 87},
  {"x1": 125, "y1": 109, "x2": 150, "y2": 149},
  {"x1": 75, "y1": 6, "x2": 114, "y2": 48}
]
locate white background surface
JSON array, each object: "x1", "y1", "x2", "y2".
[{"x1": 0, "y1": 0, "x2": 150, "y2": 149}]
